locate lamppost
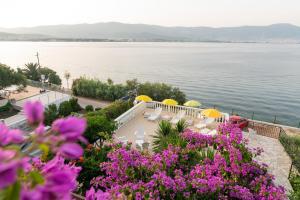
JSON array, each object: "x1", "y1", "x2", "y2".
[{"x1": 41, "y1": 74, "x2": 45, "y2": 93}]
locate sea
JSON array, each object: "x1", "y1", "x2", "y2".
[{"x1": 0, "y1": 42, "x2": 299, "y2": 127}]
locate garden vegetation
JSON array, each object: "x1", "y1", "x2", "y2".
[{"x1": 72, "y1": 77, "x2": 186, "y2": 104}]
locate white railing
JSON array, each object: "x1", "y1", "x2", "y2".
[
  {"x1": 115, "y1": 101, "x2": 147, "y2": 129},
  {"x1": 146, "y1": 101, "x2": 229, "y2": 123},
  {"x1": 114, "y1": 101, "x2": 230, "y2": 129}
]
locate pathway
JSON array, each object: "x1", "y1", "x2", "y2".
[{"x1": 244, "y1": 132, "x2": 293, "y2": 192}]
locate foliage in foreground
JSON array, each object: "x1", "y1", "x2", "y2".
[
  {"x1": 72, "y1": 77, "x2": 187, "y2": 104},
  {"x1": 87, "y1": 123, "x2": 287, "y2": 199},
  {"x1": 0, "y1": 63, "x2": 27, "y2": 90},
  {"x1": 0, "y1": 101, "x2": 86, "y2": 199}
]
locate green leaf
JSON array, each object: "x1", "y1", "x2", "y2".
[
  {"x1": 39, "y1": 144, "x2": 49, "y2": 161},
  {"x1": 29, "y1": 171, "x2": 44, "y2": 187},
  {"x1": 0, "y1": 181, "x2": 21, "y2": 200}
]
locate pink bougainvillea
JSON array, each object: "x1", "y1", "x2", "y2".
[{"x1": 88, "y1": 123, "x2": 287, "y2": 200}]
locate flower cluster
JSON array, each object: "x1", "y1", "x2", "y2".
[
  {"x1": 88, "y1": 123, "x2": 287, "y2": 200},
  {"x1": 0, "y1": 101, "x2": 87, "y2": 199}
]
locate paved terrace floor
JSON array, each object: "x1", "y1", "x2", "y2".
[{"x1": 115, "y1": 108, "x2": 293, "y2": 192}]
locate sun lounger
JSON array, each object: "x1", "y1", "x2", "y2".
[
  {"x1": 134, "y1": 126, "x2": 145, "y2": 140},
  {"x1": 170, "y1": 110, "x2": 186, "y2": 124},
  {"x1": 148, "y1": 107, "x2": 162, "y2": 121},
  {"x1": 117, "y1": 136, "x2": 128, "y2": 144},
  {"x1": 194, "y1": 117, "x2": 215, "y2": 129}
]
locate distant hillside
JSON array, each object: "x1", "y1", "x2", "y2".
[
  {"x1": 1, "y1": 22, "x2": 300, "y2": 43},
  {"x1": 0, "y1": 32, "x2": 51, "y2": 41}
]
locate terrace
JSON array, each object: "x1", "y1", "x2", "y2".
[
  {"x1": 115, "y1": 101, "x2": 229, "y2": 149},
  {"x1": 114, "y1": 101, "x2": 293, "y2": 192}
]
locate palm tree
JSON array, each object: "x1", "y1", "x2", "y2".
[
  {"x1": 23, "y1": 63, "x2": 40, "y2": 81},
  {"x1": 64, "y1": 71, "x2": 71, "y2": 89}
]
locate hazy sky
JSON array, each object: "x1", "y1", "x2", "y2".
[{"x1": 0, "y1": 0, "x2": 299, "y2": 28}]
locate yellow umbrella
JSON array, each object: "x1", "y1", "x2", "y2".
[
  {"x1": 135, "y1": 95, "x2": 152, "y2": 102},
  {"x1": 201, "y1": 108, "x2": 222, "y2": 118},
  {"x1": 162, "y1": 99, "x2": 178, "y2": 106},
  {"x1": 184, "y1": 100, "x2": 201, "y2": 107}
]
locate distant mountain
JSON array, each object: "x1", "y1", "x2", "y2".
[
  {"x1": 0, "y1": 32, "x2": 51, "y2": 41},
  {"x1": 1, "y1": 22, "x2": 300, "y2": 43}
]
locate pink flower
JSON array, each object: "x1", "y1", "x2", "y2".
[
  {"x1": 0, "y1": 123, "x2": 24, "y2": 146},
  {"x1": 52, "y1": 117, "x2": 86, "y2": 142},
  {"x1": 59, "y1": 143, "x2": 83, "y2": 159},
  {"x1": 24, "y1": 101, "x2": 44, "y2": 125}
]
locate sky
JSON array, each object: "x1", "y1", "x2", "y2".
[{"x1": 0, "y1": 0, "x2": 299, "y2": 28}]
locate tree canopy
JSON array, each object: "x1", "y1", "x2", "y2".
[
  {"x1": 0, "y1": 63, "x2": 26, "y2": 90},
  {"x1": 19, "y1": 63, "x2": 62, "y2": 85}
]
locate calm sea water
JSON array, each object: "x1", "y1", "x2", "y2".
[{"x1": 0, "y1": 42, "x2": 300, "y2": 126}]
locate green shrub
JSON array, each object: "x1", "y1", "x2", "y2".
[
  {"x1": 289, "y1": 173, "x2": 300, "y2": 200},
  {"x1": 71, "y1": 77, "x2": 187, "y2": 104},
  {"x1": 152, "y1": 120, "x2": 187, "y2": 152},
  {"x1": 76, "y1": 145, "x2": 112, "y2": 194},
  {"x1": 279, "y1": 134, "x2": 300, "y2": 170},
  {"x1": 58, "y1": 101, "x2": 73, "y2": 116},
  {"x1": 84, "y1": 113, "x2": 116, "y2": 145},
  {"x1": 44, "y1": 104, "x2": 58, "y2": 125},
  {"x1": 69, "y1": 97, "x2": 81, "y2": 112},
  {"x1": 101, "y1": 100, "x2": 133, "y2": 119},
  {"x1": 0, "y1": 102, "x2": 13, "y2": 112},
  {"x1": 85, "y1": 105, "x2": 94, "y2": 112}
]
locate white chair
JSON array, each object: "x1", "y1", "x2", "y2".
[
  {"x1": 208, "y1": 129, "x2": 217, "y2": 136},
  {"x1": 248, "y1": 128, "x2": 257, "y2": 143},
  {"x1": 170, "y1": 110, "x2": 186, "y2": 124},
  {"x1": 148, "y1": 107, "x2": 162, "y2": 121},
  {"x1": 117, "y1": 136, "x2": 128, "y2": 144},
  {"x1": 194, "y1": 117, "x2": 215, "y2": 129},
  {"x1": 134, "y1": 126, "x2": 145, "y2": 140}
]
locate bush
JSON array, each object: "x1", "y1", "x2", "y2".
[
  {"x1": 69, "y1": 97, "x2": 81, "y2": 112},
  {"x1": 84, "y1": 113, "x2": 116, "y2": 145},
  {"x1": 88, "y1": 123, "x2": 287, "y2": 199},
  {"x1": 72, "y1": 77, "x2": 187, "y2": 104},
  {"x1": 0, "y1": 63, "x2": 27, "y2": 90},
  {"x1": 58, "y1": 101, "x2": 73, "y2": 116},
  {"x1": 85, "y1": 105, "x2": 94, "y2": 112},
  {"x1": 101, "y1": 100, "x2": 133, "y2": 119},
  {"x1": 289, "y1": 173, "x2": 300, "y2": 200},
  {"x1": 44, "y1": 104, "x2": 58, "y2": 125},
  {"x1": 0, "y1": 102, "x2": 13, "y2": 112},
  {"x1": 152, "y1": 120, "x2": 187, "y2": 152},
  {"x1": 137, "y1": 82, "x2": 186, "y2": 104},
  {"x1": 279, "y1": 134, "x2": 300, "y2": 170},
  {"x1": 76, "y1": 145, "x2": 112, "y2": 194},
  {"x1": 72, "y1": 78, "x2": 127, "y2": 101}
]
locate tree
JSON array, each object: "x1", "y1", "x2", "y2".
[
  {"x1": 21, "y1": 63, "x2": 62, "y2": 85},
  {"x1": 64, "y1": 71, "x2": 71, "y2": 89},
  {"x1": 0, "y1": 63, "x2": 26, "y2": 90},
  {"x1": 39, "y1": 67, "x2": 62, "y2": 85},
  {"x1": 22, "y1": 63, "x2": 40, "y2": 81}
]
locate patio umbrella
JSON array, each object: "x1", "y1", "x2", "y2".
[
  {"x1": 184, "y1": 100, "x2": 201, "y2": 107},
  {"x1": 201, "y1": 108, "x2": 222, "y2": 118},
  {"x1": 162, "y1": 99, "x2": 178, "y2": 106},
  {"x1": 135, "y1": 95, "x2": 152, "y2": 102}
]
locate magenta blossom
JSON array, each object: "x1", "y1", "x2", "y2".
[
  {"x1": 0, "y1": 124, "x2": 24, "y2": 146},
  {"x1": 24, "y1": 101, "x2": 44, "y2": 125},
  {"x1": 59, "y1": 143, "x2": 83, "y2": 159},
  {"x1": 52, "y1": 117, "x2": 86, "y2": 142},
  {"x1": 86, "y1": 187, "x2": 110, "y2": 200}
]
